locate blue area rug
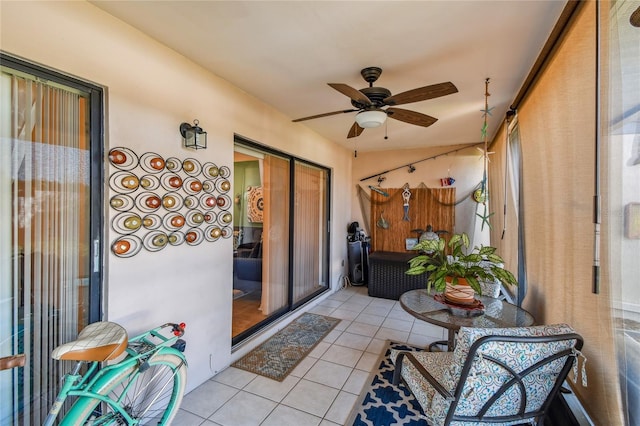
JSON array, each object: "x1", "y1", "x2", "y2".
[{"x1": 347, "y1": 341, "x2": 428, "y2": 426}]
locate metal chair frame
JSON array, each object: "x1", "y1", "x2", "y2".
[{"x1": 393, "y1": 332, "x2": 584, "y2": 425}]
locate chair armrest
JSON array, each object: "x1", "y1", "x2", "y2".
[{"x1": 393, "y1": 351, "x2": 455, "y2": 401}]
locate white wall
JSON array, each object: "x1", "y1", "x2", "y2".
[{"x1": 1, "y1": 0, "x2": 352, "y2": 391}]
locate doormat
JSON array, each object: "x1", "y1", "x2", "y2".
[
  {"x1": 232, "y1": 312, "x2": 340, "y2": 381},
  {"x1": 346, "y1": 341, "x2": 428, "y2": 426}
]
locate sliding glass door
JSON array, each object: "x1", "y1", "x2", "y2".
[
  {"x1": 232, "y1": 139, "x2": 330, "y2": 345},
  {"x1": 292, "y1": 161, "x2": 329, "y2": 306}
]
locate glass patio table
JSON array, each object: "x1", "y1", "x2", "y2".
[{"x1": 400, "y1": 289, "x2": 535, "y2": 351}]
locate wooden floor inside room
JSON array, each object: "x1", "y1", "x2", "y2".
[{"x1": 232, "y1": 292, "x2": 266, "y2": 338}]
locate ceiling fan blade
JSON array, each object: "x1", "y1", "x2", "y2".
[
  {"x1": 292, "y1": 108, "x2": 358, "y2": 122},
  {"x1": 347, "y1": 122, "x2": 364, "y2": 138},
  {"x1": 386, "y1": 108, "x2": 437, "y2": 127},
  {"x1": 631, "y1": 5, "x2": 640, "y2": 27},
  {"x1": 328, "y1": 83, "x2": 373, "y2": 106},
  {"x1": 383, "y1": 82, "x2": 458, "y2": 106}
]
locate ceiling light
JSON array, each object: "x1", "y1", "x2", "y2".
[{"x1": 355, "y1": 109, "x2": 387, "y2": 128}]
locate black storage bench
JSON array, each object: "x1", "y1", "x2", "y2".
[{"x1": 368, "y1": 251, "x2": 427, "y2": 300}]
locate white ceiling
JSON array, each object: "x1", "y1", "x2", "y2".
[{"x1": 91, "y1": 0, "x2": 567, "y2": 152}]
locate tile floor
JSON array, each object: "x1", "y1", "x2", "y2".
[{"x1": 173, "y1": 285, "x2": 446, "y2": 425}]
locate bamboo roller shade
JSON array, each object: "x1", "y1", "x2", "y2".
[{"x1": 370, "y1": 187, "x2": 455, "y2": 252}]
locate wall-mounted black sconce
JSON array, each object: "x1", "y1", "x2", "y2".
[
  {"x1": 408, "y1": 164, "x2": 416, "y2": 173},
  {"x1": 180, "y1": 119, "x2": 207, "y2": 150},
  {"x1": 377, "y1": 175, "x2": 386, "y2": 185}
]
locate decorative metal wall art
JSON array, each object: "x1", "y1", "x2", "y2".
[{"x1": 108, "y1": 147, "x2": 232, "y2": 257}]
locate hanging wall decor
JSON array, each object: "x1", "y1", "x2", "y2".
[
  {"x1": 246, "y1": 186, "x2": 264, "y2": 223},
  {"x1": 476, "y1": 78, "x2": 495, "y2": 230},
  {"x1": 108, "y1": 147, "x2": 232, "y2": 257}
]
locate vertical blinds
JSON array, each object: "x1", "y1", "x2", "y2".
[{"x1": 0, "y1": 71, "x2": 90, "y2": 424}]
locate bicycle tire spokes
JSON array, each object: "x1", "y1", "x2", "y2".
[{"x1": 110, "y1": 355, "x2": 184, "y2": 423}]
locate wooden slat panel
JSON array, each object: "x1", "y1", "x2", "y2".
[{"x1": 370, "y1": 187, "x2": 455, "y2": 252}]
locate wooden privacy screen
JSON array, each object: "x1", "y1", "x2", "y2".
[{"x1": 370, "y1": 187, "x2": 455, "y2": 252}]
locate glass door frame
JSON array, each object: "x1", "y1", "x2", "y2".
[
  {"x1": 1, "y1": 53, "x2": 104, "y2": 323},
  {"x1": 232, "y1": 136, "x2": 331, "y2": 347}
]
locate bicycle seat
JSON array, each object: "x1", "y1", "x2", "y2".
[{"x1": 52, "y1": 322, "x2": 128, "y2": 362}]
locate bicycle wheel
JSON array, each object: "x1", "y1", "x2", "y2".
[{"x1": 62, "y1": 351, "x2": 187, "y2": 425}]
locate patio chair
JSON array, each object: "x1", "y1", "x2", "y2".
[{"x1": 391, "y1": 324, "x2": 585, "y2": 426}]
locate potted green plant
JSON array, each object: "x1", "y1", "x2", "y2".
[{"x1": 406, "y1": 232, "x2": 517, "y2": 297}]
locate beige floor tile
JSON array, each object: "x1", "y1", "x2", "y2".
[
  {"x1": 281, "y1": 379, "x2": 339, "y2": 418},
  {"x1": 386, "y1": 308, "x2": 416, "y2": 322},
  {"x1": 208, "y1": 391, "x2": 277, "y2": 426},
  {"x1": 365, "y1": 338, "x2": 387, "y2": 354},
  {"x1": 329, "y1": 308, "x2": 360, "y2": 321},
  {"x1": 260, "y1": 405, "x2": 322, "y2": 426},
  {"x1": 213, "y1": 366, "x2": 257, "y2": 389},
  {"x1": 303, "y1": 359, "x2": 353, "y2": 389},
  {"x1": 353, "y1": 313, "x2": 385, "y2": 327},
  {"x1": 361, "y1": 305, "x2": 392, "y2": 317},
  {"x1": 368, "y1": 298, "x2": 397, "y2": 309},
  {"x1": 319, "y1": 420, "x2": 341, "y2": 426},
  {"x1": 243, "y1": 374, "x2": 300, "y2": 402},
  {"x1": 342, "y1": 368, "x2": 370, "y2": 395},
  {"x1": 309, "y1": 305, "x2": 336, "y2": 316},
  {"x1": 333, "y1": 319, "x2": 350, "y2": 331},
  {"x1": 308, "y1": 341, "x2": 331, "y2": 358},
  {"x1": 173, "y1": 408, "x2": 208, "y2": 425},
  {"x1": 355, "y1": 351, "x2": 380, "y2": 372},
  {"x1": 324, "y1": 391, "x2": 359, "y2": 425},
  {"x1": 374, "y1": 327, "x2": 410, "y2": 342},
  {"x1": 381, "y1": 317, "x2": 414, "y2": 332},
  {"x1": 320, "y1": 345, "x2": 364, "y2": 368},
  {"x1": 180, "y1": 380, "x2": 239, "y2": 419},
  {"x1": 345, "y1": 321, "x2": 379, "y2": 337},
  {"x1": 322, "y1": 328, "x2": 343, "y2": 344},
  {"x1": 319, "y1": 299, "x2": 344, "y2": 308},
  {"x1": 343, "y1": 295, "x2": 372, "y2": 307},
  {"x1": 327, "y1": 290, "x2": 352, "y2": 302},
  {"x1": 333, "y1": 332, "x2": 372, "y2": 351}
]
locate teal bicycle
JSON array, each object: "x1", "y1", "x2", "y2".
[{"x1": 44, "y1": 321, "x2": 187, "y2": 425}]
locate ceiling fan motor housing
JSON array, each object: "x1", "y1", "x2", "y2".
[{"x1": 351, "y1": 87, "x2": 391, "y2": 109}]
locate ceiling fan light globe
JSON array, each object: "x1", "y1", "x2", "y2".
[{"x1": 355, "y1": 110, "x2": 387, "y2": 128}]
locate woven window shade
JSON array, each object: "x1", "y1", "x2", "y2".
[
  {"x1": 370, "y1": 187, "x2": 455, "y2": 252},
  {"x1": 488, "y1": 3, "x2": 623, "y2": 424}
]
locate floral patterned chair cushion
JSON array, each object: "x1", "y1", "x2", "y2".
[{"x1": 391, "y1": 324, "x2": 584, "y2": 426}]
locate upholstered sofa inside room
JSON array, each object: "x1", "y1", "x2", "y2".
[{"x1": 233, "y1": 240, "x2": 262, "y2": 297}]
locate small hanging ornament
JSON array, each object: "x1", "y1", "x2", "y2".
[
  {"x1": 440, "y1": 177, "x2": 455, "y2": 187},
  {"x1": 402, "y1": 183, "x2": 411, "y2": 221}
]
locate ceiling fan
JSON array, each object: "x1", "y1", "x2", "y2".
[{"x1": 292, "y1": 66, "x2": 458, "y2": 138}]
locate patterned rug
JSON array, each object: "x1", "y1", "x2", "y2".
[
  {"x1": 232, "y1": 312, "x2": 340, "y2": 381},
  {"x1": 347, "y1": 341, "x2": 428, "y2": 426}
]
